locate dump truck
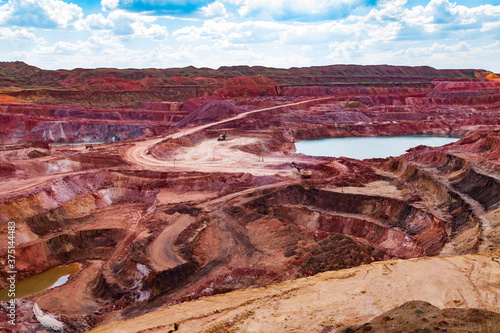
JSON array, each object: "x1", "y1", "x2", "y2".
[{"x1": 292, "y1": 161, "x2": 312, "y2": 178}]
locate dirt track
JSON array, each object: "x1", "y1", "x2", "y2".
[
  {"x1": 0, "y1": 98, "x2": 329, "y2": 202},
  {"x1": 123, "y1": 97, "x2": 334, "y2": 176},
  {"x1": 149, "y1": 214, "x2": 196, "y2": 271}
]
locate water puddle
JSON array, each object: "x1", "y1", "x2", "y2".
[{"x1": 0, "y1": 263, "x2": 82, "y2": 301}]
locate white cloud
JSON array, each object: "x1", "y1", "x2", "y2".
[
  {"x1": 2, "y1": 0, "x2": 500, "y2": 72},
  {"x1": 74, "y1": 10, "x2": 168, "y2": 40},
  {"x1": 1, "y1": 0, "x2": 83, "y2": 28},
  {"x1": 399, "y1": 41, "x2": 470, "y2": 57},
  {"x1": 402, "y1": 0, "x2": 500, "y2": 29},
  {"x1": 88, "y1": 31, "x2": 124, "y2": 48},
  {"x1": 366, "y1": 21, "x2": 401, "y2": 44},
  {"x1": 102, "y1": 0, "x2": 119, "y2": 11},
  {"x1": 220, "y1": 0, "x2": 245, "y2": 5},
  {"x1": 99, "y1": 0, "x2": 218, "y2": 17},
  {"x1": 131, "y1": 22, "x2": 168, "y2": 39},
  {"x1": 172, "y1": 18, "x2": 395, "y2": 48},
  {"x1": 200, "y1": 1, "x2": 227, "y2": 18},
  {"x1": 32, "y1": 40, "x2": 94, "y2": 55},
  {"x1": 237, "y1": 0, "x2": 369, "y2": 20},
  {"x1": 366, "y1": 40, "x2": 499, "y2": 71},
  {"x1": 194, "y1": 44, "x2": 211, "y2": 51},
  {"x1": 328, "y1": 40, "x2": 367, "y2": 63},
  {"x1": 173, "y1": 19, "x2": 287, "y2": 44},
  {"x1": 365, "y1": 0, "x2": 407, "y2": 21},
  {"x1": 0, "y1": 26, "x2": 45, "y2": 43},
  {"x1": 0, "y1": 3, "x2": 9, "y2": 24},
  {"x1": 481, "y1": 21, "x2": 500, "y2": 32},
  {"x1": 280, "y1": 21, "x2": 366, "y2": 44},
  {"x1": 173, "y1": 19, "x2": 232, "y2": 41},
  {"x1": 75, "y1": 13, "x2": 112, "y2": 30}
]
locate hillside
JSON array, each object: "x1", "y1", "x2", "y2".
[
  {"x1": 0, "y1": 62, "x2": 493, "y2": 108},
  {"x1": 0, "y1": 62, "x2": 499, "y2": 333}
]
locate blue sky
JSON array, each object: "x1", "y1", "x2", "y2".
[{"x1": 0, "y1": 0, "x2": 499, "y2": 71}]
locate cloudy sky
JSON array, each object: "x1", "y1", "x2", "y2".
[{"x1": 1, "y1": 0, "x2": 499, "y2": 71}]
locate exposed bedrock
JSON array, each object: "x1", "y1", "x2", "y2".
[
  {"x1": 22, "y1": 187, "x2": 156, "y2": 237},
  {"x1": 147, "y1": 262, "x2": 200, "y2": 298},
  {"x1": 117, "y1": 169, "x2": 284, "y2": 194},
  {"x1": 0, "y1": 171, "x2": 160, "y2": 223},
  {"x1": 0, "y1": 153, "x2": 125, "y2": 187},
  {"x1": 281, "y1": 79, "x2": 500, "y2": 106},
  {"x1": 377, "y1": 131, "x2": 500, "y2": 254},
  {"x1": 448, "y1": 167, "x2": 500, "y2": 211},
  {"x1": 0, "y1": 167, "x2": 290, "y2": 313},
  {"x1": 272, "y1": 205, "x2": 428, "y2": 258},
  {"x1": 1, "y1": 103, "x2": 188, "y2": 123},
  {"x1": 403, "y1": 131, "x2": 500, "y2": 170},
  {"x1": 206, "y1": 99, "x2": 500, "y2": 141},
  {"x1": 2, "y1": 74, "x2": 279, "y2": 107},
  {"x1": 244, "y1": 185, "x2": 445, "y2": 258},
  {"x1": 286, "y1": 118, "x2": 498, "y2": 140},
  {"x1": 2, "y1": 78, "x2": 500, "y2": 146},
  {"x1": 15, "y1": 228, "x2": 125, "y2": 278},
  {"x1": 380, "y1": 159, "x2": 480, "y2": 253},
  {"x1": 174, "y1": 100, "x2": 241, "y2": 129},
  {"x1": 0, "y1": 113, "x2": 169, "y2": 144},
  {"x1": 281, "y1": 86, "x2": 432, "y2": 98},
  {"x1": 0, "y1": 173, "x2": 157, "y2": 284},
  {"x1": 4, "y1": 87, "x2": 209, "y2": 107}
]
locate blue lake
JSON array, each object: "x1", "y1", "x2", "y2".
[
  {"x1": 295, "y1": 135, "x2": 460, "y2": 159},
  {"x1": 50, "y1": 141, "x2": 106, "y2": 147}
]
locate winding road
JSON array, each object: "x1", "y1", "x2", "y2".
[{"x1": 123, "y1": 96, "x2": 335, "y2": 175}]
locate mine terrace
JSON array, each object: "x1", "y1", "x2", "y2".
[{"x1": 0, "y1": 61, "x2": 500, "y2": 332}]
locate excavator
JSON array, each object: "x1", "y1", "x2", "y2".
[
  {"x1": 217, "y1": 132, "x2": 227, "y2": 141},
  {"x1": 292, "y1": 162, "x2": 312, "y2": 178}
]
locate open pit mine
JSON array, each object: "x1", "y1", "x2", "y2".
[{"x1": 1, "y1": 61, "x2": 500, "y2": 332}]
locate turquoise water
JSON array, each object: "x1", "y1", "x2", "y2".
[
  {"x1": 50, "y1": 141, "x2": 105, "y2": 147},
  {"x1": 295, "y1": 135, "x2": 460, "y2": 159}
]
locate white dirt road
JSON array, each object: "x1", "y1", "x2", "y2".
[{"x1": 124, "y1": 97, "x2": 334, "y2": 176}]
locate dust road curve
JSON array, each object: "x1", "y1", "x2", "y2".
[
  {"x1": 0, "y1": 97, "x2": 331, "y2": 198},
  {"x1": 124, "y1": 96, "x2": 335, "y2": 174}
]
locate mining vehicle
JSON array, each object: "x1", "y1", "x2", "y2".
[
  {"x1": 292, "y1": 161, "x2": 312, "y2": 178},
  {"x1": 217, "y1": 132, "x2": 227, "y2": 141}
]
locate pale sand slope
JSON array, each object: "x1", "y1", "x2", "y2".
[{"x1": 90, "y1": 253, "x2": 500, "y2": 333}]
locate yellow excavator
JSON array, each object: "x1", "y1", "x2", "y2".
[{"x1": 292, "y1": 162, "x2": 312, "y2": 178}]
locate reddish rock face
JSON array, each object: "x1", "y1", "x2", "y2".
[
  {"x1": 1, "y1": 62, "x2": 499, "y2": 144},
  {"x1": 0, "y1": 62, "x2": 499, "y2": 333},
  {"x1": 174, "y1": 100, "x2": 241, "y2": 129},
  {"x1": 0, "y1": 112, "x2": 170, "y2": 144},
  {"x1": 180, "y1": 95, "x2": 224, "y2": 112}
]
